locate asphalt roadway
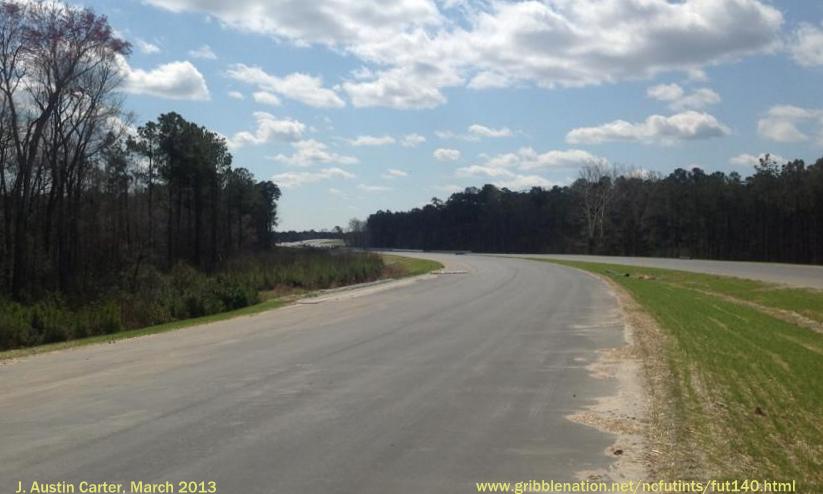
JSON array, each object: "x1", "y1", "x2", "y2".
[
  {"x1": 502, "y1": 254, "x2": 823, "y2": 289},
  {"x1": 0, "y1": 254, "x2": 627, "y2": 493}
]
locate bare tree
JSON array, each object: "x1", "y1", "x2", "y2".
[
  {"x1": 0, "y1": 0, "x2": 129, "y2": 294},
  {"x1": 577, "y1": 163, "x2": 619, "y2": 254}
]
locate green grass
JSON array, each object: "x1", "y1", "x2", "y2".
[
  {"x1": 531, "y1": 259, "x2": 823, "y2": 489},
  {"x1": 0, "y1": 254, "x2": 441, "y2": 362},
  {"x1": 381, "y1": 254, "x2": 444, "y2": 278}
]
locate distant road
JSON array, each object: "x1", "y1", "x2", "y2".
[
  {"x1": 0, "y1": 254, "x2": 626, "y2": 493},
  {"x1": 503, "y1": 254, "x2": 823, "y2": 289}
]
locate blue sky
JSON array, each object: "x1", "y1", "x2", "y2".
[{"x1": 86, "y1": 0, "x2": 823, "y2": 230}]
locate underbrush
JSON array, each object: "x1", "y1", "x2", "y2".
[{"x1": 0, "y1": 249, "x2": 384, "y2": 351}]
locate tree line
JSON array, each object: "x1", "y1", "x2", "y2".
[
  {"x1": 367, "y1": 156, "x2": 823, "y2": 264},
  {"x1": 0, "y1": 1, "x2": 279, "y2": 302}
]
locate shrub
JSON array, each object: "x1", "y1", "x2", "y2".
[{"x1": 0, "y1": 249, "x2": 385, "y2": 351}]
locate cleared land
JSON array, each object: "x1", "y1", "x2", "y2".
[{"x1": 533, "y1": 259, "x2": 823, "y2": 490}]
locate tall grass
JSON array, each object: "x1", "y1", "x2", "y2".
[{"x1": 0, "y1": 249, "x2": 384, "y2": 351}]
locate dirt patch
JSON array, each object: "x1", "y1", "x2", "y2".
[{"x1": 569, "y1": 272, "x2": 707, "y2": 483}]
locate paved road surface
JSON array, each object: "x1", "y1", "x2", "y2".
[
  {"x1": 503, "y1": 254, "x2": 823, "y2": 289},
  {"x1": 0, "y1": 255, "x2": 626, "y2": 494}
]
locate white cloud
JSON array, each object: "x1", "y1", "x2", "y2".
[
  {"x1": 118, "y1": 57, "x2": 210, "y2": 100},
  {"x1": 228, "y1": 91, "x2": 244, "y2": 100},
  {"x1": 467, "y1": 71, "x2": 514, "y2": 90},
  {"x1": 434, "y1": 148, "x2": 461, "y2": 161},
  {"x1": 647, "y1": 83, "x2": 684, "y2": 102},
  {"x1": 358, "y1": 183, "x2": 393, "y2": 192},
  {"x1": 227, "y1": 64, "x2": 345, "y2": 108},
  {"x1": 189, "y1": 44, "x2": 218, "y2": 60},
  {"x1": 271, "y1": 139, "x2": 358, "y2": 166},
  {"x1": 145, "y1": 0, "x2": 442, "y2": 46},
  {"x1": 252, "y1": 91, "x2": 282, "y2": 106},
  {"x1": 382, "y1": 168, "x2": 408, "y2": 179},
  {"x1": 145, "y1": 0, "x2": 783, "y2": 109},
  {"x1": 456, "y1": 165, "x2": 512, "y2": 178},
  {"x1": 228, "y1": 112, "x2": 306, "y2": 148},
  {"x1": 671, "y1": 89, "x2": 721, "y2": 111},
  {"x1": 567, "y1": 111, "x2": 730, "y2": 145},
  {"x1": 757, "y1": 105, "x2": 823, "y2": 143},
  {"x1": 455, "y1": 165, "x2": 555, "y2": 190},
  {"x1": 790, "y1": 23, "x2": 823, "y2": 67},
  {"x1": 271, "y1": 167, "x2": 355, "y2": 188},
  {"x1": 647, "y1": 84, "x2": 721, "y2": 110},
  {"x1": 729, "y1": 152, "x2": 786, "y2": 167},
  {"x1": 136, "y1": 39, "x2": 160, "y2": 54},
  {"x1": 480, "y1": 148, "x2": 608, "y2": 171},
  {"x1": 400, "y1": 133, "x2": 426, "y2": 147},
  {"x1": 342, "y1": 64, "x2": 456, "y2": 109},
  {"x1": 437, "y1": 125, "x2": 514, "y2": 141},
  {"x1": 348, "y1": 135, "x2": 395, "y2": 146},
  {"x1": 468, "y1": 124, "x2": 512, "y2": 138}
]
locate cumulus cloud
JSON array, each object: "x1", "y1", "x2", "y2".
[
  {"x1": 271, "y1": 139, "x2": 358, "y2": 166},
  {"x1": 729, "y1": 152, "x2": 786, "y2": 167},
  {"x1": 358, "y1": 184, "x2": 393, "y2": 192},
  {"x1": 437, "y1": 124, "x2": 516, "y2": 141},
  {"x1": 481, "y1": 148, "x2": 608, "y2": 171},
  {"x1": 455, "y1": 165, "x2": 555, "y2": 190},
  {"x1": 252, "y1": 91, "x2": 282, "y2": 107},
  {"x1": 342, "y1": 64, "x2": 455, "y2": 109},
  {"x1": 400, "y1": 133, "x2": 426, "y2": 147},
  {"x1": 452, "y1": 146, "x2": 600, "y2": 190},
  {"x1": 567, "y1": 111, "x2": 730, "y2": 145},
  {"x1": 468, "y1": 124, "x2": 512, "y2": 138},
  {"x1": 382, "y1": 168, "x2": 408, "y2": 179},
  {"x1": 790, "y1": 22, "x2": 823, "y2": 67},
  {"x1": 136, "y1": 39, "x2": 160, "y2": 54},
  {"x1": 145, "y1": 0, "x2": 783, "y2": 109},
  {"x1": 271, "y1": 167, "x2": 355, "y2": 188},
  {"x1": 228, "y1": 91, "x2": 244, "y2": 100},
  {"x1": 757, "y1": 105, "x2": 823, "y2": 143},
  {"x1": 227, "y1": 64, "x2": 345, "y2": 108},
  {"x1": 228, "y1": 112, "x2": 305, "y2": 148},
  {"x1": 189, "y1": 44, "x2": 218, "y2": 60},
  {"x1": 348, "y1": 135, "x2": 396, "y2": 146},
  {"x1": 647, "y1": 83, "x2": 683, "y2": 102},
  {"x1": 647, "y1": 84, "x2": 721, "y2": 111},
  {"x1": 434, "y1": 148, "x2": 461, "y2": 161},
  {"x1": 118, "y1": 57, "x2": 210, "y2": 100}
]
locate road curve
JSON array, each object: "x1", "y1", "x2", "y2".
[
  {"x1": 502, "y1": 254, "x2": 823, "y2": 290},
  {"x1": 0, "y1": 255, "x2": 626, "y2": 493}
]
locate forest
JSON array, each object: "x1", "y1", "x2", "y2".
[
  {"x1": 367, "y1": 157, "x2": 823, "y2": 264},
  {"x1": 0, "y1": 2, "x2": 383, "y2": 350}
]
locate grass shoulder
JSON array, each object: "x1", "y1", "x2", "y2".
[
  {"x1": 381, "y1": 253, "x2": 444, "y2": 278},
  {"x1": 530, "y1": 258, "x2": 823, "y2": 489}
]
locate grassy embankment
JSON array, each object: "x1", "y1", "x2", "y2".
[
  {"x1": 533, "y1": 259, "x2": 823, "y2": 489},
  {"x1": 381, "y1": 254, "x2": 444, "y2": 278},
  {"x1": 0, "y1": 251, "x2": 442, "y2": 360}
]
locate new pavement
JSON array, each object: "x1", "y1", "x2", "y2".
[
  {"x1": 503, "y1": 254, "x2": 823, "y2": 289},
  {"x1": 1, "y1": 255, "x2": 627, "y2": 493}
]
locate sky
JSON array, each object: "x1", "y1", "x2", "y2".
[{"x1": 81, "y1": 0, "x2": 823, "y2": 231}]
